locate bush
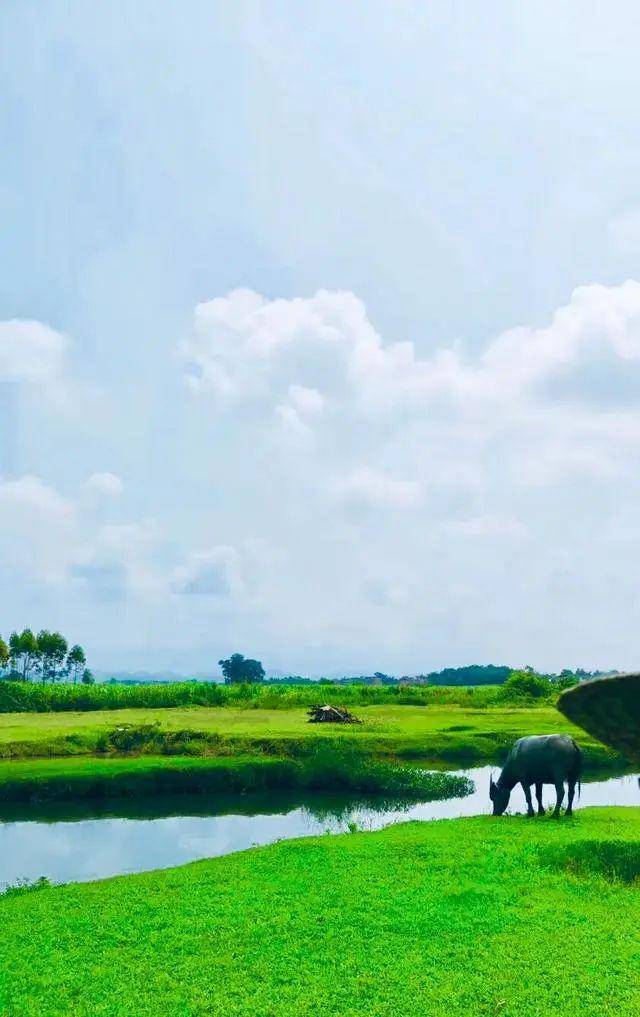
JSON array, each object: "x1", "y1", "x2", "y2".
[
  {"x1": 95, "y1": 724, "x2": 218, "y2": 756},
  {"x1": 297, "y1": 743, "x2": 473, "y2": 799},
  {"x1": 499, "y1": 670, "x2": 553, "y2": 702}
]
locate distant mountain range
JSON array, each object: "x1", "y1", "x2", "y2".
[{"x1": 93, "y1": 670, "x2": 222, "y2": 684}]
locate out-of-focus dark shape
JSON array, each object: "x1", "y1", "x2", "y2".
[{"x1": 558, "y1": 673, "x2": 640, "y2": 765}]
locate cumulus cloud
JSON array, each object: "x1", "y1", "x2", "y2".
[
  {"x1": 182, "y1": 281, "x2": 640, "y2": 412},
  {"x1": 181, "y1": 281, "x2": 640, "y2": 494},
  {"x1": 0, "y1": 474, "x2": 73, "y2": 522},
  {"x1": 0, "y1": 320, "x2": 68, "y2": 386},
  {"x1": 0, "y1": 319, "x2": 86, "y2": 419}
]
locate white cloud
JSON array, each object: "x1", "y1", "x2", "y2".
[
  {"x1": 182, "y1": 281, "x2": 640, "y2": 415},
  {"x1": 288, "y1": 384, "x2": 324, "y2": 415},
  {"x1": 0, "y1": 320, "x2": 84, "y2": 416},
  {"x1": 0, "y1": 320, "x2": 68, "y2": 387},
  {"x1": 183, "y1": 282, "x2": 640, "y2": 500},
  {"x1": 0, "y1": 475, "x2": 75, "y2": 584},
  {"x1": 83, "y1": 472, "x2": 123, "y2": 498},
  {"x1": 0, "y1": 472, "x2": 161, "y2": 602},
  {"x1": 0, "y1": 475, "x2": 73, "y2": 522},
  {"x1": 0, "y1": 317, "x2": 94, "y2": 418},
  {"x1": 275, "y1": 383, "x2": 325, "y2": 439}
]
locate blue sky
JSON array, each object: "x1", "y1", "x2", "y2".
[{"x1": 3, "y1": 2, "x2": 640, "y2": 674}]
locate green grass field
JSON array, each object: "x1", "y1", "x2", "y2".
[
  {"x1": 1, "y1": 807, "x2": 638, "y2": 1016},
  {"x1": 0, "y1": 703, "x2": 622, "y2": 767}
]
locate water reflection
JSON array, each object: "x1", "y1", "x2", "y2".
[{"x1": 0, "y1": 766, "x2": 637, "y2": 889}]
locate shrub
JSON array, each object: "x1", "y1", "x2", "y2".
[
  {"x1": 95, "y1": 724, "x2": 217, "y2": 756},
  {"x1": 499, "y1": 670, "x2": 553, "y2": 702}
]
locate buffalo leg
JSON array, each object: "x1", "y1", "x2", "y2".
[
  {"x1": 535, "y1": 782, "x2": 545, "y2": 815},
  {"x1": 522, "y1": 781, "x2": 535, "y2": 817},
  {"x1": 566, "y1": 781, "x2": 576, "y2": 817},
  {"x1": 552, "y1": 781, "x2": 565, "y2": 817}
]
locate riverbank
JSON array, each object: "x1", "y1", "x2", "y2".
[
  {"x1": 0, "y1": 703, "x2": 623, "y2": 767},
  {"x1": 0, "y1": 768, "x2": 636, "y2": 887},
  {"x1": 1, "y1": 807, "x2": 638, "y2": 1015},
  {"x1": 0, "y1": 751, "x2": 472, "y2": 805}
]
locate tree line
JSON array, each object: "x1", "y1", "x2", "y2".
[{"x1": 0, "y1": 629, "x2": 93, "y2": 684}]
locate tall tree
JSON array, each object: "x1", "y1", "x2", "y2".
[
  {"x1": 9, "y1": 629, "x2": 39, "y2": 680},
  {"x1": 0, "y1": 636, "x2": 9, "y2": 675},
  {"x1": 36, "y1": 631, "x2": 68, "y2": 683},
  {"x1": 66, "y1": 645, "x2": 87, "y2": 684},
  {"x1": 218, "y1": 653, "x2": 265, "y2": 684}
]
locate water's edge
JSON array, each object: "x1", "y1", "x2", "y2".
[{"x1": 1, "y1": 766, "x2": 637, "y2": 889}]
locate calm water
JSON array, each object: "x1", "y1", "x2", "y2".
[{"x1": 0, "y1": 766, "x2": 637, "y2": 888}]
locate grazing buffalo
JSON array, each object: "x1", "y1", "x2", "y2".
[{"x1": 489, "y1": 734, "x2": 582, "y2": 817}]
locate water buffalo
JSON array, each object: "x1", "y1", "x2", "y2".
[{"x1": 489, "y1": 734, "x2": 582, "y2": 817}]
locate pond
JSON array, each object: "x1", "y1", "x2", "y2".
[{"x1": 0, "y1": 766, "x2": 637, "y2": 889}]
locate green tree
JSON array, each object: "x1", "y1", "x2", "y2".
[
  {"x1": 66, "y1": 644, "x2": 87, "y2": 684},
  {"x1": 218, "y1": 653, "x2": 265, "y2": 684},
  {"x1": 9, "y1": 629, "x2": 40, "y2": 680},
  {"x1": 0, "y1": 636, "x2": 9, "y2": 675},
  {"x1": 500, "y1": 670, "x2": 552, "y2": 701},
  {"x1": 81, "y1": 668, "x2": 95, "y2": 685},
  {"x1": 36, "y1": 630, "x2": 68, "y2": 683}
]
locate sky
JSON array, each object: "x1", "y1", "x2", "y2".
[{"x1": 3, "y1": 2, "x2": 640, "y2": 675}]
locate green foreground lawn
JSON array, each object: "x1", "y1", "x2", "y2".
[
  {"x1": 1, "y1": 807, "x2": 638, "y2": 1016},
  {"x1": 0, "y1": 703, "x2": 619, "y2": 765}
]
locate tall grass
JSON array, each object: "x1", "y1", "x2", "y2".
[{"x1": 0, "y1": 680, "x2": 512, "y2": 714}]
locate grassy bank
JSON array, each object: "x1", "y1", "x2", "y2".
[
  {"x1": 0, "y1": 703, "x2": 624, "y2": 768},
  {"x1": 0, "y1": 751, "x2": 472, "y2": 805},
  {"x1": 1, "y1": 808, "x2": 638, "y2": 1015}
]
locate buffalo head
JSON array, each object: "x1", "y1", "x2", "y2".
[{"x1": 489, "y1": 776, "x2": 510, "y2": 816}]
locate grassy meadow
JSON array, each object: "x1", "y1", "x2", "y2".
[
  {"x1": 0, "y1": 701, "x2": 623, "y2": 766},
  {"x1": 1, "y1": 808, "x2": 638, "y2": 1016}
]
